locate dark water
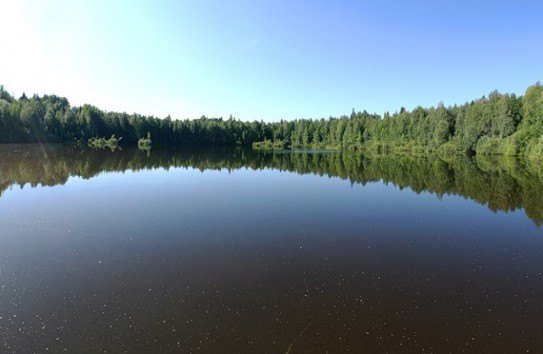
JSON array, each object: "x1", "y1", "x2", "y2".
[{"x1": 0, "y1": 144, "x2": 542, "y2": 353}]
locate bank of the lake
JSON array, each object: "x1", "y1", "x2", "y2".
[{"x1": 1, "y1": 82, "x2": 542, "y2": 159}]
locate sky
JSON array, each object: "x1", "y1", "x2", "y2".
[{"x1": 1, "y1": 0, "x2": 542, "y2": 122}]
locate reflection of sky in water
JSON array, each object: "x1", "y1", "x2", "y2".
[{"x1": 0, "y1": 165, "x2": 542, "y2": 353}]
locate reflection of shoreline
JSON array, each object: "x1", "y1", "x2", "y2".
[{"x1": 0, "y1": 144, "x2": 541, "y2": 225}]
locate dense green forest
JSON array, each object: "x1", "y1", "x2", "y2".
[
  {"x1": 0, "y1": 83, "x2": 542, "y2": 158},
  {"x1": 1, "y1": 145, "x2": 542, "y2": 224}
]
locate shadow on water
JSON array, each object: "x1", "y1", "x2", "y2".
[{"x1": 1, "y1": 144, "x2": 542, "y2": 225}]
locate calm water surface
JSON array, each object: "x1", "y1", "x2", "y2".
[{"x1": 0, "y1": 145, "x2": 542, "y2": 353}]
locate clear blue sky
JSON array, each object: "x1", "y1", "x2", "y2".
[{"x1": 1, "y1": 0, "x2": 542, "y2": 121}]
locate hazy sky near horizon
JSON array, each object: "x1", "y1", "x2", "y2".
[{"x1": 1, "y1": 0, "x2": 542, "y2": 121}]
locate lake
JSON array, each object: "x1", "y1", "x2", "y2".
[{"x1": 1, "y1": 144, "x2": 542, "y2": 353}]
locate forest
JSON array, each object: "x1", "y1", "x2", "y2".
[{"x1": 0, "y1": 83, "x2": 542, "y2": 158}]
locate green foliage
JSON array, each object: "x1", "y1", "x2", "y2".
[
  {"x1": 0, "y1": 82, "x2": 542, "y2": 156},
  {"x1": 252, "y1": 139, "x2": 287, "y2": 150},
  {"x1": 0, "y1": 85, "x2": 14, "y2": 103},
  {"x1": 525, "y1": 135, "x2": 543, "y2": 161},
  {"x1": 521, "y1": 82, "x2": 543, "y2": 129},
  {"x1": 437, "y1": 140, "x2": 465, "y2": 156},
  {"x1": 138, "y1": 132, "x2": 152, "y2": 148},
  {"x1": 475, "y1": 136, "x2": 506, "y2": 155},
  {"x1": 88, "y1": 134, "x2": 123, "y2": 150}
]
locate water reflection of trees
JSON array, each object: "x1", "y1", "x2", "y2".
[{"x1": 1, "y1": 144, "x2": 541, "y2": 225}]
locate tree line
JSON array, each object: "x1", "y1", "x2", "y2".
[{"x1": 0, "y1": 82, "x2": 542, "y2": 158}]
